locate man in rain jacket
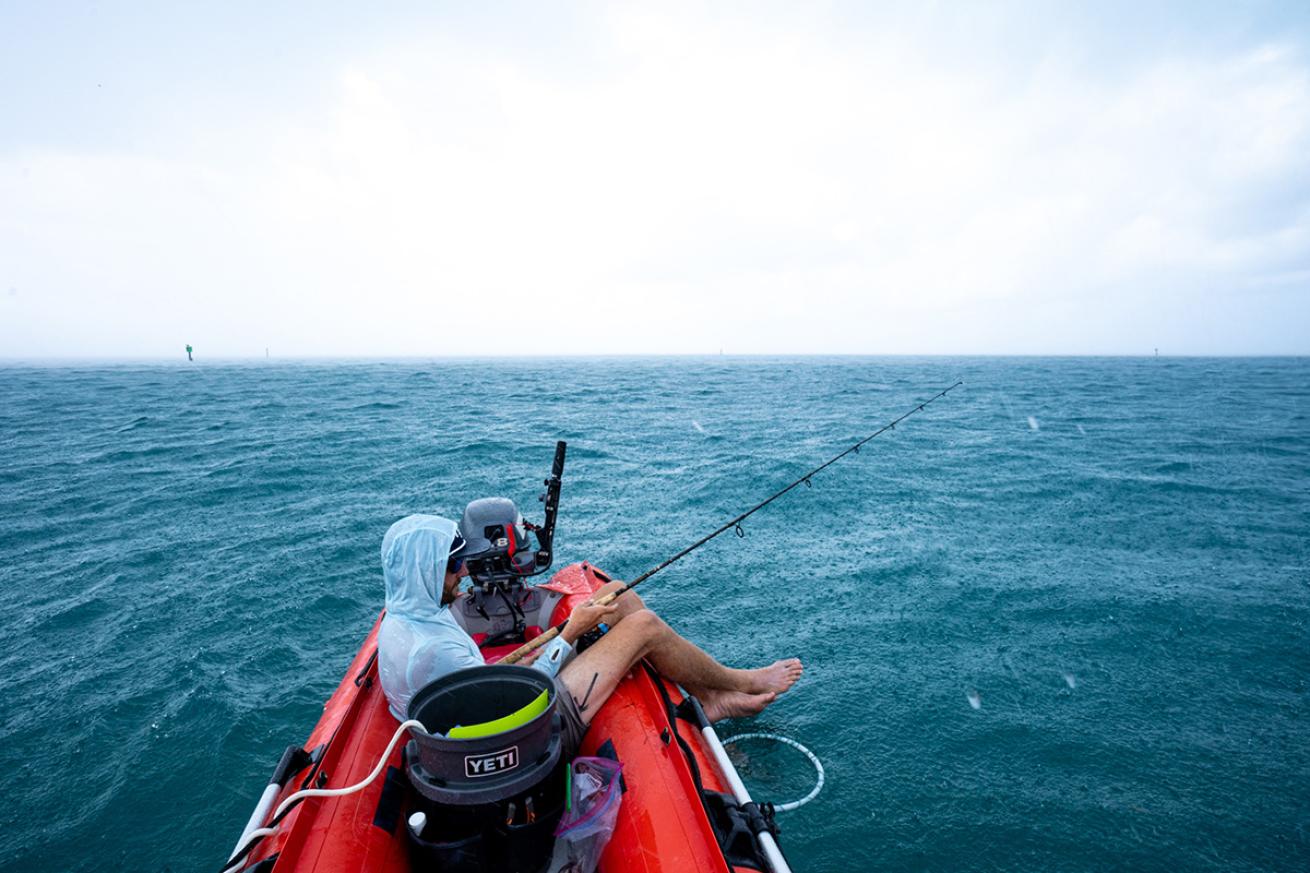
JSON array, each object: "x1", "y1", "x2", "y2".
[{"x1": 378, "y1": 514, "x2": 802, "y2": 752}]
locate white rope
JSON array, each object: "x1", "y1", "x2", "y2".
[
  {"x1": 270, "y1": 719, "x2": 426, "y2": 819},
  {"x1": 222, "y1": 719, "x2": 426, "y2": 871},
  {"x1": 720, "y1": 732, "x2": 825, "y2": 812}
]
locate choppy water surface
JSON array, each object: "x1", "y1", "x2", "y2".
[{"x1": 0, "y1": 357, "x2": 1306, "y2": 872}]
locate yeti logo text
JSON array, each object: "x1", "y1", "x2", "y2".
[{"x1": 464, "y1": 746, "x2": 519, "y2": 778}]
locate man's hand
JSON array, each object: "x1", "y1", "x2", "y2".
[{"x1": 560, "y1": 598, "x2": 620, "y2": 645}]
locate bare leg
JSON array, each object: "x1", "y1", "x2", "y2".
[
  {"x1": 559, "y1": 607, "x2": 802, "y2": 726},
  {"x1": 589, "y1": 583, "x2": 803, "y2": 696},
  {"x1": 558, "y1": 610, "x2": 664, "y2": 725}
]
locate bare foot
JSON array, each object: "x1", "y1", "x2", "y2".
[
  {"x1": 700, "y1": 689, "x2": 777, "y2": 722},
  {"x1": 742, "y1": 658, "x2": 803, "y2": 695}
]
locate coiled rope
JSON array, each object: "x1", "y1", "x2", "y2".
[{"x1": 720, "y1": 732, "x2": 825, "y2": 812}]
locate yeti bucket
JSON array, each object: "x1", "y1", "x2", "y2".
[{"x1": 405, "y1": 665, "x2": 562, "y2": 805}]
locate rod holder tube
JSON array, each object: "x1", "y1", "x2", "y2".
[
  {"x1": 230, "y1": 744, "x2": 306, "y2": 858},
  {"x1": 231, "y1": 783, "x2": 281, "y2": 861}
]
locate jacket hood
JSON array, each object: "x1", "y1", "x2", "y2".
[{"x1": 381, "y1": 514, "x2": 460, "y2": 620}]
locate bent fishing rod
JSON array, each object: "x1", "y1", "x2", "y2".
[{"x1": 500, "y1": 380, "x2": 964, "y2": 665}]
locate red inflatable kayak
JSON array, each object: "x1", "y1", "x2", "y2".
[{"x1": 225, "y1": 563, "x2": 793, "y2": 873}]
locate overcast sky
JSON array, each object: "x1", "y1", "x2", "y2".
[{"x1": 2, "y1": 1, "x2": 1307, "y2": 357}]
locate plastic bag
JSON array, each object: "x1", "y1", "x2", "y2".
[{"x1": 546, "y1": 757, "x2": 624, "y2": 873}]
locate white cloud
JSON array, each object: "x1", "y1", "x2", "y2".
[{"x1": 2, "y1": 5, "x2": 1307, "y2": 356}]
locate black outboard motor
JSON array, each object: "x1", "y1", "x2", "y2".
[
  {"x1": 460, "y1": 497, "x2": 540, "y2": 582},
  {"x1": 404, "y1": 666, "x2": 567, "y2": 873},
  {"x1": 461, "y1": 440, "x2": 566, "y2": 587},
  {"x1": 455, "y1": 442, "x2": 567, "y2": 648}
]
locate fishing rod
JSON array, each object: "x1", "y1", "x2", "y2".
[{"x1": 500, "y1": 381, "x2": 964, "y2": 665}]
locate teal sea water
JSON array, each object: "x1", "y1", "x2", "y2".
[{"x1": 1, "y1": 357, "x2": 1307, "y2": 872}]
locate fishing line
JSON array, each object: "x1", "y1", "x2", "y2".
[{"x1": 502, "y1": 381, "x2": 964, "y2": 664}]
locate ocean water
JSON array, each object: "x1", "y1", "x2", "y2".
[{"x1": 0, "y1": 357, "x2": 1306, "y2": 873}]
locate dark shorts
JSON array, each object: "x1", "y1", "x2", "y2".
[{"x1": 557, "y1": 681, "x2": 588, "y2": 758}]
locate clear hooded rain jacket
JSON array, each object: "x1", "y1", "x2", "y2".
[{"x1": 377, "y1": 514, "x2": 573, "y2": 720}]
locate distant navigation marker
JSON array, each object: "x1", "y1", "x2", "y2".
[{"x1": 186, "y1": 344, "x2": 193, "y2": 362}]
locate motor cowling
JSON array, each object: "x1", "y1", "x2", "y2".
[{"x1": 459, "y1": 497, "x2": 539, "y2": 584}]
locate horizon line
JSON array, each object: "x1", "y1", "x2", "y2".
[{"x1": 2, "y1": 352, "x2": 1308, "y2": 363}]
